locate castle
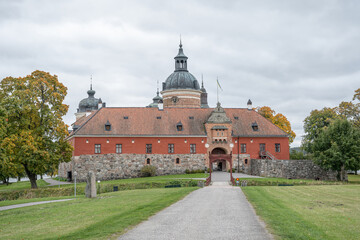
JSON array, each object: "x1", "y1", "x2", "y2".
[{"x1": 59, "y1": 42, "x2": 300, "y2": 182}]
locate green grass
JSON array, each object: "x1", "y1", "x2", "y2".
[
  {"x1": 0, "y1": 173, "x2": 208, "y2": 192},
  {"x1": 348, "y1": 174, "x2": 360, "y2": 183},
  {"x1": 0, "y1": 187, "x2": 198, "y2": 240},
  {"x1": 0, "y1": 179, "x2": 49, "y2": 191},
  {"x1": 0, "y1": 195, "x2": 76, "y2": 207},
  {"x1": 242, "y1": 185, "x2": 360, "y2": 240}
]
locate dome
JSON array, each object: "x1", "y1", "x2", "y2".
[
  {"x1": 163, "y1": 71, "x2": 200, "y2": 90},
  {"x1": 78, "y1": 87, "x2": 100, "y2": 112}
]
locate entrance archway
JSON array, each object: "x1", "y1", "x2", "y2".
[
  {"x1": 211, "y1": 148, "x2": 226, "y2": 154},
  {"x1": 206, "y1": 149, "x2": 234, "y2": 185}
]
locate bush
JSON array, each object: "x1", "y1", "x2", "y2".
[
  {"x1": 140, "y1": 165, "x2": 157, "y2": 177},
  {"x1": 185, "y1": 169, "x2": 205, "y2": 174}
]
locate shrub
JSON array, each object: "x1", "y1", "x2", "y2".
[
  {"x1": 140, "y1": 165, "x2": 157, "y2": 177},
  {"x1": 185, "y1": 169, "x2": 205, "y2": 174}
]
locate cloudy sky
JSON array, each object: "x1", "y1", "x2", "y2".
[{"x1": 1, "y1": 0, "x2": 359, "y2": 147}]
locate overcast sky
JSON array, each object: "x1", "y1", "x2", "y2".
[{"x1": 1, "y1": 0, "x2": 359, "y2": 147}]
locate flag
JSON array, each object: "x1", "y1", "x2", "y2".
[{"x1": 217, "y1": 78, "x2": 223, "y2": 91}]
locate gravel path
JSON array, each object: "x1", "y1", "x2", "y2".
[
  {"x1": 0, "y1": 199, "x2": 73, "y2": 211},
  {"x1": 212, "y1": 172, "x2": 263, "y2": 182},
  {"x1": 43, "y1": 178, "x2": 72, "y2": 186},
  {"x1": 118, "y1": 182, "x2": 272, "y2": 240}
]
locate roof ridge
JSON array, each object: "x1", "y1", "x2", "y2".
[
  {"x1": 253, "y1": 110, "x2": 289, "y2": 136},
  {"x1": 69, "y1": 107, "x2": 104, "y2": 138}
]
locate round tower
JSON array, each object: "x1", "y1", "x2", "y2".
[{"x1": 161, "y1": 41, "x2": 202, "y2": 108}]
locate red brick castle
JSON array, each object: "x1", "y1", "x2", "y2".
[{"x1": 59, "y1": 42, "x2": 290, "y2": 181}]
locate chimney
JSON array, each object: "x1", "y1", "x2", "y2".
[
  {"x1": 98, "y1": 98, "x2": 102, "y2": 109},
  {"x1": 247, "y1": 99, "x2": 252, "y2": 110}
]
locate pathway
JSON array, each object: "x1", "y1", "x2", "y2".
[
  {"x1": 212, "y1": 171, "x2": 263, "y2": 182},
  {"x1": 43, "y1": 178, "x2": 72, "y2": 186},
  {"x1": 0, "y1": 199, "x2": 73, "y2": 211},
  {"x1": 118, "y1": 180, "x2": 272, "y2": 240}
]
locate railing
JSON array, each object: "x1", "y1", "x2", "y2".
[
  {"x1": 259, "y1": 151, "x2": 276, "y2": 160},
  {"x1": 230, "y1": 176, "x2": 235, "y2": 185},
  {"x1": 205, "y1": 176, "x2": 211, "y2": 186}
]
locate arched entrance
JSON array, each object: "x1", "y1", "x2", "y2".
[
  {"x1": 206, "y1": 148, "x2": 234, "y2": 185},
  {"x1": 211, "y1": 148, "x2": 227, "y2": 172}
]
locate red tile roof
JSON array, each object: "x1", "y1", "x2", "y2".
[{"x1": 69, "y1": 107, "x2": 288, "y2": 138}]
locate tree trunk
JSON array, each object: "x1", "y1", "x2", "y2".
[
  {"x1": 341, "y1": 165, "x2": 346, "y2": 182},
  {"x1": 24, "y1": 165, "x2": 38, "y2": 189}
]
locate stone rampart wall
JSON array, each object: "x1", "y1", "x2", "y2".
[
  {"x1": 58, "y1": 153, "x2": 206, "y2": 181},
  {"x1": 250, "y1": 159, "x2": 338, "y2": 181}
]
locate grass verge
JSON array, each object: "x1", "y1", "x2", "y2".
[
  {"x1": 0, "y1": 187, "x2": 198, "y2": 240},
  {"x1": 242, "y1": 185, "x2": 360, "y2": 240}
]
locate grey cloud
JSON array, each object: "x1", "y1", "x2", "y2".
[{"x1": 1, "y1": 0, "x2": 360, "y2": 148}]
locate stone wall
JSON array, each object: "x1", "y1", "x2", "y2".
[
  {"x1": 58, "y1": 153, "x2": 206, "y2": 181},
  {"x1": 250, "y1": 159, "x2": 338, "y2": 181}
]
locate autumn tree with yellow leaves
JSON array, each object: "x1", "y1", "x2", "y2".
[
  {"x1": 256, "y1": 106, "x2": 296, "y2": 144},
  {"x1": 0, "y1": 71, "x2": 73, "y2": 188}
]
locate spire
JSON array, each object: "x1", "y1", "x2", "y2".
[
  {"x1": 174, "y1": 38, "x2": 188, "y2": 72},
  {"x1": 87, "y1": 75, "x2": 95, "y2": 98}
]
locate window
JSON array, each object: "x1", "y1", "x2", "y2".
[
  {"x1": 104, "y1": 120, "x2": 111, "y2": 131},
  {"x1": 146, "y1": 144, "x2": 152, "y2": 154},
  {"x1": 168, "y1": 144, "x2": 174, "y2": 153},
  {"x1": 245, "y1": 159, "x2": 248, "y2": 164},
  {"x1": 190, "y1": 144, "x2": 196, "y2": 154},
  {"x1": 123, "y1": 116, "x2": 128, "y2": 119},
  {"x1": 241, "y1": 144, "x2": 246, "y2": 153},
  {"x1": 189, "y1": 116, "x2": 194, "y2": 119},
  {"x1": 146, "y1": 158, "x2": 151, "y2": 165},
  {"x1": 234, "y1": 116, "x2": 239, "y2": 120},
  {"x1": 95, "y1": 144, "x2": 101, "y2": 154},
  {"x1": 156, "y1": 116, "x2": 161, "y2": 119},
  {"x1": 252, "y1": 122, "x2": 259, "y2": 131},
  {"x1": 176, "y1": 122, "x2": 183, "y2": 131},
  {"x1": 116, "y1": 144, "x2": 122, "y2": 154},
  {"x1": 260, "y1": 143, "x2": 266, "y2": 152},
  {"x1": 275, "y1": 143, "x2": 281, "y2": 152},
  {"x1": 176, "y1": 158, "x2": 180, "y2": 164}
]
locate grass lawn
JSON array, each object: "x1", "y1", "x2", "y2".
[
  {"x1": 0, "y1": 179, "x2": 49, "y2": 191},
  {"x1": 242, "y1": 185, "x2": 360, "y2": 240},
  {"x1": 348, "y1": 174, "x2": 360, "y2": 183},
  {"x1": 0, "y1": 173, "x2": 208, "y2": 192},
  {"x1": 0, "y1": 187, "x2": 198, "y2": 240}
]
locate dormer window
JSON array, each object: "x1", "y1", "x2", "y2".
[
  {"x1": 104, "y1": 120, "x2": 111, "y2": 131},
  {"x1": 252, "y1": 122, "x2": 259, "y2": 131},
  {"x1": 176, "y1": 121, "x2": 183, "y2": 131}
]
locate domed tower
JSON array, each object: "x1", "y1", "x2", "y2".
[
  {"x1": 147, "y1": 88, "x2": 163, "y2": 108},
  {"x1": 200, "y1": 79, "x2": 209, "y2": 108},
  {"x1": 75, "y1": 84, "x2": 102, "y2": 120},
  {"x1": 161, "y1": 41, "x2": 202, "y2": 108}
]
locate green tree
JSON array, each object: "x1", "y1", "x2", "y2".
[
  {"x1": 256, "y1": 106, "x2": 296, "y2": 144},
  {"x1": 312, "y1": 119, "x2": 360, "y2": 181},
  {"x1": 335, "y1": 101, "x2": 360, "y2": 129},
  {"x1": 0, "y1": 70, "x2": 73, "y2": 188},
  {"x1": 302, "y1": 107, "x2": 340, "y2": 153}
]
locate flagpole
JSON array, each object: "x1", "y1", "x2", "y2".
[{"x1": 217, "y1": 76, "x2": 219, "y2": 103}]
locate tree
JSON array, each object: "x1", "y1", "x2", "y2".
[
  {"x1": 312, "y1": 119, "x2": 360, "y2": 181},
  {"x1": 256, "y1": 106, "x2": 296, "y2": 144},
  {"x1": 0, "y1": 70, "x2": 73, "y2": 188},
  {"x1": 335, "y1": 101, "x2": 360, "y2": 129},
  {"x1": 302, "y1": 107, "x2": 340, "y2": 153}
]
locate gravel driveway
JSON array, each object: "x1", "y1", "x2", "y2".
[{"x1": 118, "y1": 181, "x2": 272, "y2": 240}]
